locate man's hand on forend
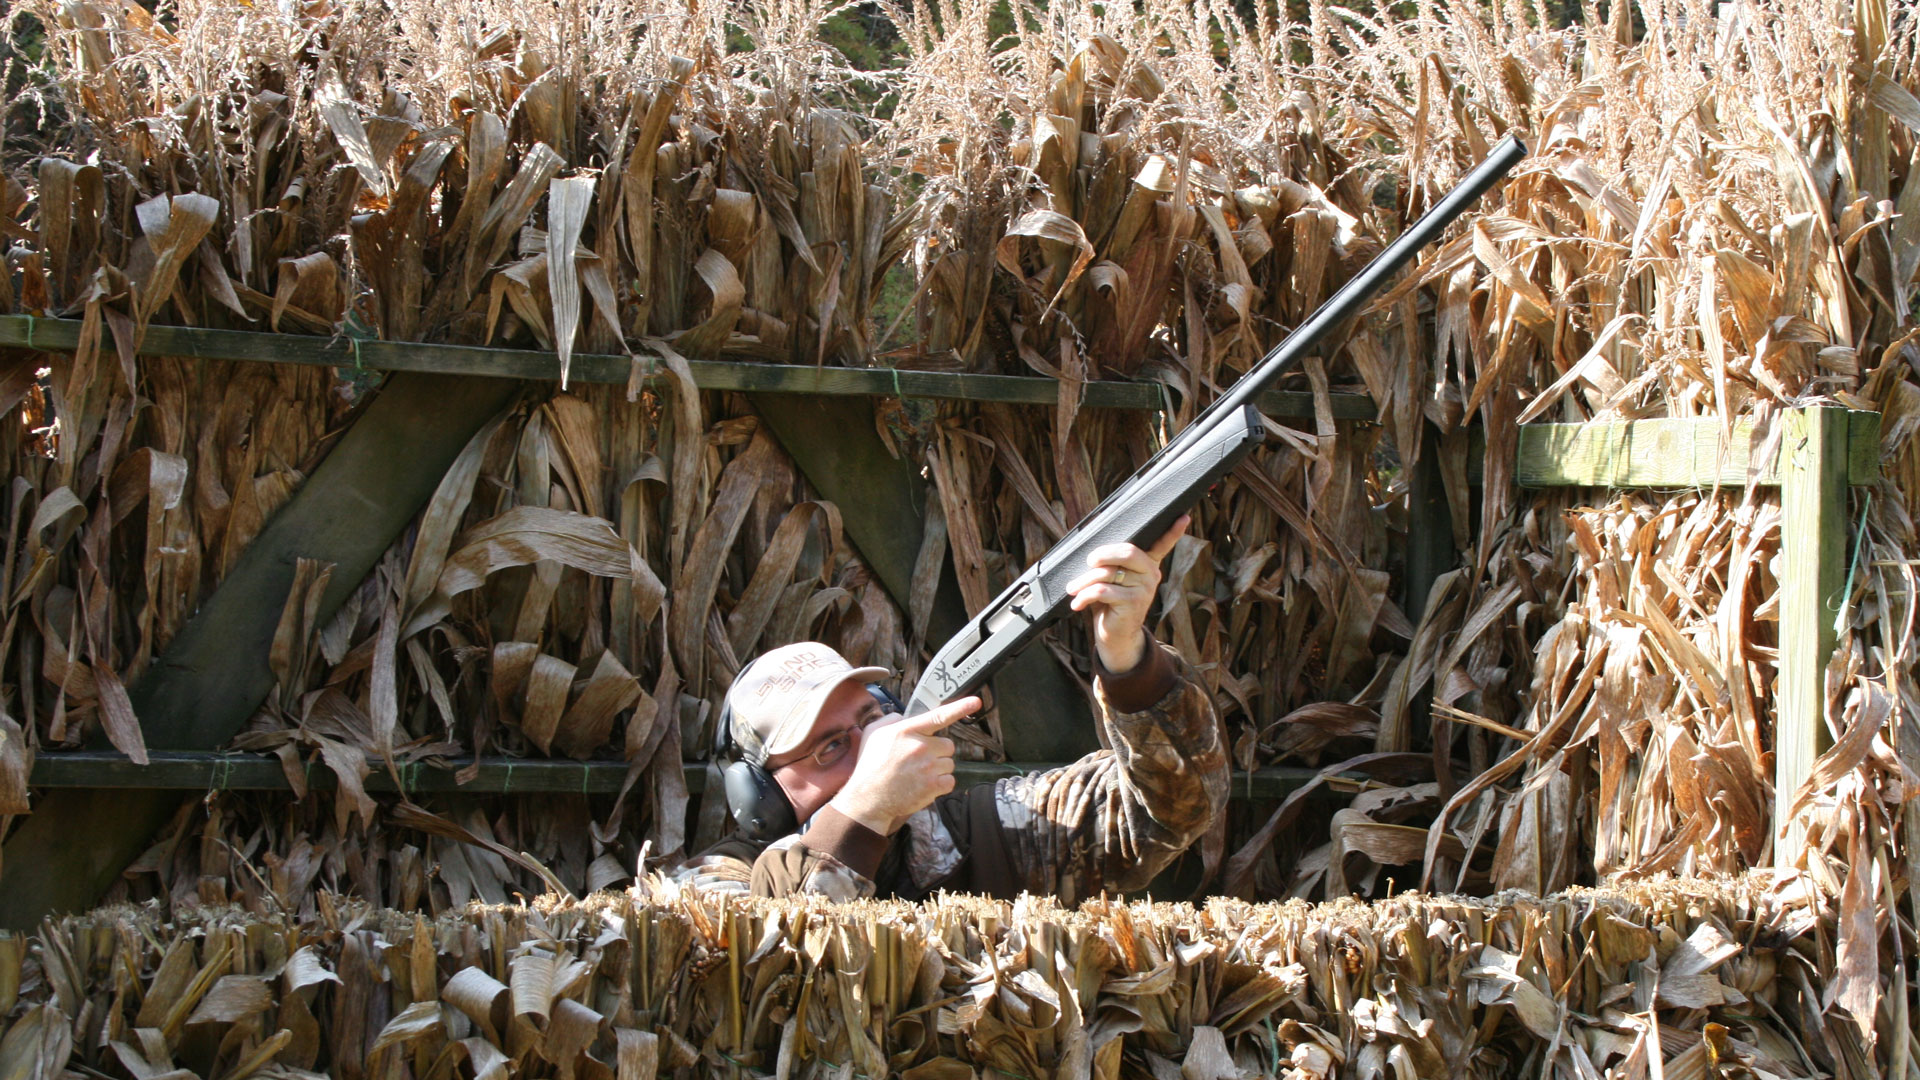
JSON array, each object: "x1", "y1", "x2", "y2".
[{"x1": 1065, "y1": 514, "x2": 1189, "y2": 675}]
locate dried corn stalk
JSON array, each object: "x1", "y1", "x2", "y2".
[
  {"x1": 0, "y1": 0, "x2": 1915, "y2": 946},
  {"x1": 0, "y1": 875, "x2": 1902, "y2": 1079}
]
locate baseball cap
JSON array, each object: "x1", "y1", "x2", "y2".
[{"x1": 727, "y1": 642, "x2": 889, "y2": 765}]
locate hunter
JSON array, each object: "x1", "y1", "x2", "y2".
[{"x1": 673, "y1": 516, "x2": 1226, "y2": 902}]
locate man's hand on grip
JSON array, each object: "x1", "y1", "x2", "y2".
[{"x1": 827, "y1": 695, "x2": 980, "y2": 836}]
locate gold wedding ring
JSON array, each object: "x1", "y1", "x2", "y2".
[{"x1": 1113, "y1": 569, "x2": 1128, "y2": 587}]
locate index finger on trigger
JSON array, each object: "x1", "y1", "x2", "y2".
[{"x1": 910, "y1": 695, "x2": 981, "y2": 732}]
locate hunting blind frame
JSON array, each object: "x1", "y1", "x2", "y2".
[{"x1": 0, "y1": 314, "x2": 1879, "y2": 924}]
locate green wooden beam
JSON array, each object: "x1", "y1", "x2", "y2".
[
  {"x1": 0, "y1": 316, "x2": 1373, "y2": 420},
  {"x1": 23, "y1": 750, "x2": 1320, "y2": 800},
  {"x1": 749, "y1": 393, "x2": 1099, "y2": 761},
  {"x1": 1504, "y1": 409, "x2": 1878, "y2": 860},
  {"x1": 0, "y1": 789, "x2": 182, "y2": 923},
  {"x1": 134, "y1": 373, "x2": 524, "y2": 749},
  {"x1": 0, "y1": 372, "x2": 524, "y2": 928},
  {"x1": 1775, "y1": 407, "x2": 1851, "y2": 863},
  {"x1": 1511, "y1": 413, "x2": 1880, "y2": 488}
]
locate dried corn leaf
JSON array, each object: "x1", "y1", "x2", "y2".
[
  {"x1": 318, "y1": 85, "x2": 393, "y2": 198},
  {"x1": 666, "y1": 429, "x2": 776, "y2": 691},
  {"x1": 547, "y1": 176, "x2": 595, "y2": 388},
  {"x1": 0, "y1": 711, "x2": 30, "y2": 816},
  {"x1": 185, "y1": 975, "x2": 270, "y2": 1026},
  {"x1": 405, "y1": 508, "x2": 634, "y2": 637},
  {"x1": 369, "y1": 999, "x2": 442, "y2": 1054},
  {"x1": 554, "y1": 651, "x2": 642, "y2": 759},
  {"x1": 130, "y1": 193, "x2": 218, "y2": 355},
  {"x1": 444, "y1": 967, "x2": 508, "y2": 1039},
  {"x1": 996, "y1": 209, "x2": 1095, "y2": 319}
]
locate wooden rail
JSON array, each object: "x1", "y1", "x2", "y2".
[
  {"x1": 1514, "y1": 413, "x2": 1880, "y2": 488},
  {"x1": 25, "y1": 751, "x2": 1321, "y2": 801},
  {"x1": 1515, "y1": 408, "x2": 1880, "y2": 865},
  {"x1": 0, "y1": 316, "x2": 1374, "y2": 419}
]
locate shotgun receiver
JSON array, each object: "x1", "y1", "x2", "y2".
[{"x1": 905, "y1": 135, "x2": 1527, "y2": 717}]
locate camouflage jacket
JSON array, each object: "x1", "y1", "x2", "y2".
[{"x1": 671, "y1": 640, "x2": 1227, "y2": 904}]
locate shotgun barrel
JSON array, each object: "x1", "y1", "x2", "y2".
[{"x1": 907, "y1": 135, "x2": 1527, "y2": 716}]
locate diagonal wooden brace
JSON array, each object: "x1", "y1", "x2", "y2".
[{"x1": 0, "y1": 372, "x2": 523, "y2": 927}]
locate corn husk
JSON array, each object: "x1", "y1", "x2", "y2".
[
  {"x1": 0, "y1": 875, "x2": 1900, "y2": 1080},
  {"x1": 0, "y1": 4, "x2": 1915, "y2": 1053}
]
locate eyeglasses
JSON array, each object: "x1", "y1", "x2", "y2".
[
  {"x1": 771, "y1": 711, "x2": 877, "y2": 772},
  {"x1": 800, "y1": 726, "x2": 861, "y2": 770}
]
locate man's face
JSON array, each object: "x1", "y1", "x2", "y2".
[{"x1": 766, "y1": 679, "x2": 886, "y2": 824}]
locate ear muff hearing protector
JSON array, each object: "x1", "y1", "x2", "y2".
[
  {"x1": 721, "y1": 756, "x2": 797, "y2": 842},
  {"x1": 721, "y1": 676, "x2": 903, "y2": 843}
]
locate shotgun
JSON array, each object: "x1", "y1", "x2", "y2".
[{"x1": 906, "y1": 135, "x2": 1527, "y2": 716}]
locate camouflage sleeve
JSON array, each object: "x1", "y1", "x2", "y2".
[
  {"x1": 667, "y1": 851, "x2": 754, "y2": 895},
  {"x1": 746, "y1": 806, "x2": 887, "y2": 901},
  {"x1": 979, "y1": 639, "x2": 1227, "y2": 904}
]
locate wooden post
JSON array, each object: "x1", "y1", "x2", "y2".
[
  {"x1": 1775, "y1": 406, "x2": 1850, "y2": 863},
  {"x1": 1404, "y1": 427, "x2": 1455, "y2": 647},
  {"x1": 1401, "y1": 428, "x2": 1454, "y2": 753}
]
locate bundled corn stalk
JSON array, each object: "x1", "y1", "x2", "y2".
[
  {"x1": 1277, "y1": 0, "x2": 1920, "y2": 899},
  {"x1": 887, "y1": 8, "x2": 1410, "y2": 739},
  {"x1": 213, "y1": 381, "x2": 919, "y2": 887},
  {"x1": 0, "y1": 250, "x2": 342, "y2": 768},
  {"x1": 0, "y1": 0, "x2": 1916, "y2": 946},
  {"x1": 0, "y1": 0, "x2": 949, "y2": 865},
  {"x1": 108, "y1": 787, "x2": 655, "y2": 916},
  {"x1": 883, "y1": 0, "x2": 1920, "y2": 921},
  {"x1": 1233, "y1": 0, "x2": 1920, "y2": 1040},
  {"x1": 0, "y1": 0, "x2": 1407, "y2": 887},
  {"x1": 0, "y1": 876, "x2": 1902, "y2": 1080}
]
